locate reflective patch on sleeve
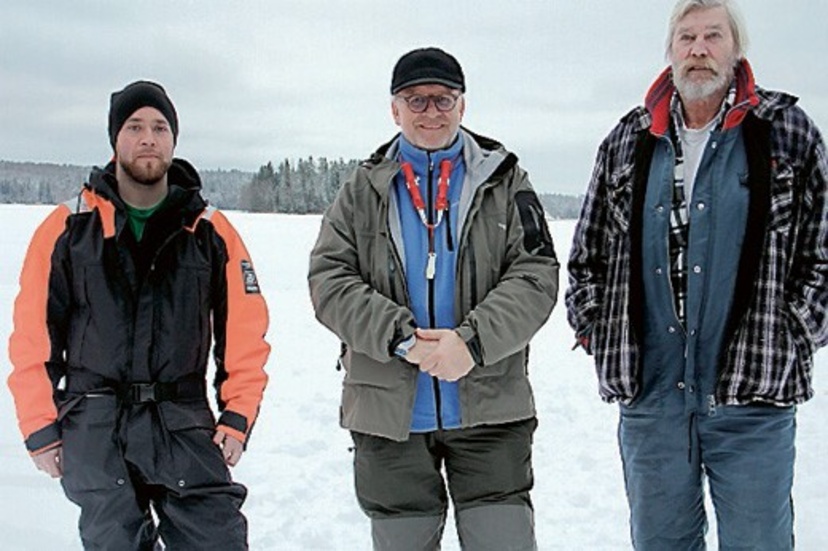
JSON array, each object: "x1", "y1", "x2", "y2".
[
  {"x1": 240, "y1": 260, "x2": 261, "y2": 294},
  {"x1": 515, "y1": 191, "x2": 557, "y2": 258}
]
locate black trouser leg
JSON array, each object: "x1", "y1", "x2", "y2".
[
  {"x1": 151, "y1": 427, "x2": 248, "y2": 551},
  {"x1": 61, "y1": 395, "x2": 160, "y2": 550}
]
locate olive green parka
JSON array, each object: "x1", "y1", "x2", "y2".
[{"x1": 309, "y1": 128, "x2": 559, "y2": 441}]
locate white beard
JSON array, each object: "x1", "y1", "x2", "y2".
[
  {"x1": 675, "y1": 71, "x2": 731, "y2": 102},
  {"x1": 672, "y1": 55, "x2": 737, "y2": 102}
]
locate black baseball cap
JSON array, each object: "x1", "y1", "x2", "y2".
[{"x1": 391, "y1": 47, "x2": 465, "y2": 95}]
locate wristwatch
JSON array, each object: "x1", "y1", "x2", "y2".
[{"x1": 394, "y1": 335, "x2": 417, "y2": 358}]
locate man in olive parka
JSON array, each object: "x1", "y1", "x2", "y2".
[{"x1": 309, "y1": 47, "x2": 558, "y2": 550}]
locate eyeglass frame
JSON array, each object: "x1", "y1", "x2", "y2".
[{"x1": 394, "y1": 92, "x2": 462, "y2": 113}]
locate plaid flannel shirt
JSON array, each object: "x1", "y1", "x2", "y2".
[{"x1": 566, "y1": 60, "x2": 828, "y2": 406}]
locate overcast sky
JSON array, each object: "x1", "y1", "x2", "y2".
[{"x1": 2, "y1": 0, "x2": 826, "y2": 195}]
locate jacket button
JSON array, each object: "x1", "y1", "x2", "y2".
[
  {"x1": 697, "y1": 202, "x2": 706, "y2": 211},
  {"x1": 656, "y1": 205, "x2": 664, "y2": 213},
  {"x1": 677, "y1": 382, "x2": 686, "y2": 390},
  {"x1": 178, "y1": 480, "x2": 186, "y2": 488},
  {"x1": 693, "y1": 265, "x2": 702, "y2": 274},
  {"x1": 655, "y1": 267, "x2": 663, "y2": 275},
  {"x1": 668, "y1": 326, "x2": 676, "y2": 334},
  {"x1": 116, "y1": 478, "x2": 125, "y2": 486}
]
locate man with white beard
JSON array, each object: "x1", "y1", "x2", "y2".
[{"x1": 566, "y1": 1, "x2": 828, "y2": 549}]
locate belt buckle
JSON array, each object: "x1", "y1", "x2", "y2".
[{"x1": 132, "y1": 383, "x2": 157, "y2": 403}]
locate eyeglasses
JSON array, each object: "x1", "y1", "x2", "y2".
[{"x1": 396, "y1": 93, "x2": 460, "y2": 113}]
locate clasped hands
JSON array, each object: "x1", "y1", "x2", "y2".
[{"x1": 403, "y1": 328, "x2": 475, "y2": 382}]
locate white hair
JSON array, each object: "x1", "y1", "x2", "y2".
[{"x1": 665, "y1": 0, "x2": 749, "y2": 60}]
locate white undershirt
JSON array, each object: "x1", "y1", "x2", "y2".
[{"x1": 679, "y1": 117, "x2": 717, "y2": 202}]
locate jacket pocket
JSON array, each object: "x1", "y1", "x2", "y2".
[
  {"x1": 606, "y1": 163, "x2": 634, "y2": 235},
  {"x1": 60, "y1": 395, "x2": 129, "y2": 493},
  {"x1": 158, "y1": 401, "x2": 216, "y2": 432},
  {"x1": 155, "y1": 264, "x2": 212, "y2": 375},
  {"x1": 343, "y1": 348, "x2": 413, "y2": 390},
  {"x1": 158, "y1": 404, "x2": 233, "y2": 491},
  {"x1": 767, "y1": 161, "x2": 796, "y2": 233},
  {"x1": 515, "y1": 191, "x2": 556, "y2": 258},
  {"x1": 782, "y1": 302, "x2": 815, "y2": 363},
  {"x1": 468, "y1": 356, "x2": 514, "y2": 379}
]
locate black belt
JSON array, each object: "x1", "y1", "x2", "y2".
[
  {"x1": 66, "y1": 370, "x2": 206, "y2": 404},
  {"x1": 118, "y1": 380, "x2": 205, "y2": 404}
]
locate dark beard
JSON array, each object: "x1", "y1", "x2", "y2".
[{"x1": 119, "y1": 156, "x2": 171, "y2": 186}]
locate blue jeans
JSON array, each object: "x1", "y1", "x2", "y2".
[{"x1": 618, "y1": 399, "x2": 796, "y2": 550}]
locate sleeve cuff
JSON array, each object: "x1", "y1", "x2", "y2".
[
  {"x1": 218, "y1": 411, "x2": 249, "y2": 435},
  {"x1": 574, "y1": 325, "x2": 593, "y2": 354},
  {"x1": 393, "y1": 335, "x2": 417, "y2": 358},
  {"x1": 388, "y1": 326, "x2": 416, "y2": 358},
  {"x1": 454, "y1": 326, "x2": 483, "y2": 366},
  {"x1": 25, "y1": 422, "x2": 62, "y2": 454},
  {"x1": 216, "y1": 424, "x2": 248, "y2": 446}
]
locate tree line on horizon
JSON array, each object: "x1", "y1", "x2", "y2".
[{"x1": 0, "y1": 159, "x2": 583, "y2": 220}]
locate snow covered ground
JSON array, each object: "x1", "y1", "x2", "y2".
[{"x1": 0, "y1": 204, "x2": 825, "y2": 550}]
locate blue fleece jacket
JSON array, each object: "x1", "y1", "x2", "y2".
[{"x1": 395, "y1": 134, "x2": 466, "y2": 432}]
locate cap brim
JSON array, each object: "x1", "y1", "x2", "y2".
[{"x1": 391, "y1": 77, "x2": 464, "y2": 95}]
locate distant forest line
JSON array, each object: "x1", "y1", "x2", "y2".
[{"x1": 0, "y1": 159, "x2": 583, "y2": 220}]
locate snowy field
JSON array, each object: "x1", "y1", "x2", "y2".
[{"x1": 0, "y1": 203, "x2": 826, "y2": 550}]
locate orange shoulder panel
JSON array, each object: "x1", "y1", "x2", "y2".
[
  {"x1": 7, "y1": 205, "x2": 71, "y2": 442},
  {"x1": 209, "y1": 210, "x2": 270, "y2": 440},
  {"x1": 79, "y1": 188, "x2": 116, "y2": 238}
]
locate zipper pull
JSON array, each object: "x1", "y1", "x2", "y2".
[{"x1": 426, "y1": 252, "x2": 437, "y2": 280}]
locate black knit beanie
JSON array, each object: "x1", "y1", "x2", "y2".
[
  {"x1": 108, "y1": 80, "x2": 178, "y2": 148},
  {"x1": 390, "y1": 47, "x2": 465, "y2": 95}
]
